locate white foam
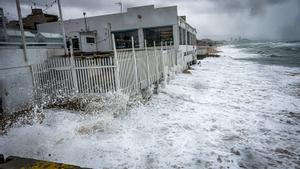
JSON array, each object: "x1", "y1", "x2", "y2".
[{"x1": 1, "y1": 45, "x2": 300, "y2": 168}]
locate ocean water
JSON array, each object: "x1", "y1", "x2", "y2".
[
  {"x1": 233, "y1": 41, "x2": 300, "y2": 67},
  {"x1": 0, "y1": 43, "x2": 300, "y2": 168}
]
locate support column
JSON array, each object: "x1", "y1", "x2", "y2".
[{"x1": 138, "y1": 28, "x2": 144, "y2": 48}]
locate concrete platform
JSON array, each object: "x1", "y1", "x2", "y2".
[{"x1": 0, "y1": 155, "x2": 90, "y2": 169}]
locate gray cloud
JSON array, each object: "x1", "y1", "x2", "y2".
[{"x1": 1, "y1": 0, "x2": 300, "y2": 40}]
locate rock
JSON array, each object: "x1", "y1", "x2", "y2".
[
  {"x1": 230, "y1": 148, "x2": 240, "y2": 156},
  {"x1": 217, "y1": 155, "x2": 222, "y2": 163},
  {"x1": 183, "y1": 69, "x2": 192, "y2": 74},
  {"x1": 275, "y1": 148, "x2": 292, "y2": 156}
]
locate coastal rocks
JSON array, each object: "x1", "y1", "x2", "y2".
[
  {"x1": 274, "y1": 148, "x2": 293, "y2": 156},
  {"x1": 182, "y1": 69, "x2": 192, "y2": 74},
  {"x1": 230, "y1": 148, "x2": 240, "y2": 156}
]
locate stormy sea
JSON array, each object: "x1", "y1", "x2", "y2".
[{"x1": 0, "y1": 41, "x2": 300, "y2": 168}]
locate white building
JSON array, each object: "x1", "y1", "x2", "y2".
[{"x1": 37, "y1": 5, "x2": 197, "y2": 62}]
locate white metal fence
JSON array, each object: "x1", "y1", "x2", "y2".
[{"x1": 32, "y1": 35, "x2": 186, "y2": 100}]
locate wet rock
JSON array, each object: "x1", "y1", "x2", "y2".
[
  {"x1": 222, "y1": 135, "x2": 241, "y2": 141},
  {"x1": 238, "y1": 162, "x2": 247, "y2": 168},
  {"x1": 204, "y1": 161, "x2": 212, "y2": 168},
  {"x1": 230, "y1": 148, "x2": 240, "y2": 156},
  {"x1": 183, "y1": 69, "x2": 192, "y2": 74},
  {"x1": 217, "y1": 155, "x2": 222, "y2": 163},
  {"x1": 275, "y1": 148, "x2": 292, "y2": 156}
]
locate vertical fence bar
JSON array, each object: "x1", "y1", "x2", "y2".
[
  {"x1": 160, "y1": 41, "x2": 164, "y2": 79},
  {"x1": 131, "y1": 36, "x2": 139, "y2": 91},
  {"x1": 154, "y1": 41, "x2": 159, "y2": 82},
  {"x1": 145, "y1": 40, "x2": 151, "y2": 87},
  {"x1": 112, "y1": 34, "x2": 120, "y2": 91},
  {"x1": 70, "y1": 44, "x2": 78, "y2": 93}
]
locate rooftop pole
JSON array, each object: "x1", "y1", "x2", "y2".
[
  {"x1": 57, "y1": 0, "x2": 68, "y2": 55},
  {"x1": 115, "y1": 2, "x2": 123, "y2": 13},
  {"x1": 16, "y1": 0, "x2": 28, "y2": 63}
]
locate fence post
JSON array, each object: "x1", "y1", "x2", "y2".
[
  {"x1": 70, "y1": 43, "x2": 79, "y2": 93},
  {"x1": 164, "y1": 41, "x2": 168, "y2": 69},
  {"x1": 131, "y1": 36, "x2": 139, "y2": 91},
  {"x1": 112, "y1": 34, "x2": 120, "y2": 91},
  {"x1": 145, "y1": 40, "x2": 151, "y2": 87},
  {"x1": 154, "y1": 41, "x2": 159, "y2": 82},
  {"x1": 182, "y1": 50, "x2": 184, "y2": 70},
  {"x1": 161, "y1": 41, "x2": 166, "y2": 81}
]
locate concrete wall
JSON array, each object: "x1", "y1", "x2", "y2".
[
  {"x1": 0, "y1": 46, "x2": 64, "y2": 114},
  {"x1": 38, "y1": 5, "x2": 179, "y2": 51}
]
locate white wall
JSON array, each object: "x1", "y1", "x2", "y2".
[{"x1": 0, "y1": 47, "x2": 64, "y2": 114}]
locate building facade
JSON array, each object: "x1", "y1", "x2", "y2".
[
  {"x1": 7, "y1": 8, "x2": 58, "y2": 30},
  {"x1": 37, "y1": 5, "x2": 197, "y2": 61}
]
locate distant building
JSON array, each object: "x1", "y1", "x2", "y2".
[
  {"x1": 7, "y1": 8, "x2": 58, "y2": 30},
  {"x1": 37, "y1": 5, "x2": 197, "y2": 62},
  {"x1": 197, "y1": 39, "x2": 216, "y2": 47}
]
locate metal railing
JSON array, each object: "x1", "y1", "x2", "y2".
[{"x1": 31, "y1": 35, "x2": 187, "y2": 102}]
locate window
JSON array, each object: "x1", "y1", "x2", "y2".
[
  {"x1": 143, "y1": 26, "x2": 173, "y2": 47},
  {"x1": 86, "y1": 37, "x2": 95, "y2": 43},
  {"x1": 179, "y1": 27, "x2": 186, "y2": 45},
  {"x1": 187, "y1": 32, "x2": 191, "y2": 45},
  {"x1": 112, "y1": 29, "x2": 139, "y2": 49},
  {"x1": 179, "y1": 27, "x2": 183, "y2": 45},
  {"x1": 71, "y1": 38, "x2": 80, "y2": 50}
]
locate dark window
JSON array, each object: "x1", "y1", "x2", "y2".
[
  {"x1": 187, "y1": 32, "x2": 191, "y2": 45},
  {"x1": 86, "y1": 37, "x2": 95, "y2": 43},
  {"x1": 179, "y1": 27, "x2": 183, "y2": 45},
  {"x1": 179, "y1": 27, "x2": 186, "y2": 45},
  {"x1": 143, "y1": 26, "x2": 173, "y2": 47},
  {"x1": 72, "y1": 38, "x2": 80, "y2": 50},
  {"x1": 112, "y1": 29, "x2": 139, "y2": 49}
]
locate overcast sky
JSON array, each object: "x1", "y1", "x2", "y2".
[{"x1": 1, "y1": 0, "x2": 300, "y2": 41}]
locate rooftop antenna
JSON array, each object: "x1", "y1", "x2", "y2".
[
  {"x1": 115, "y1": 2, "x2": 122, "y2": 13},
  {"x1": 83, "y1": 12, "x2": 88, "y2": 31}
]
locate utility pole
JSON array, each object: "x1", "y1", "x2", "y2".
[
  {"x1": 16, "y1": 0, "x2": 27, "y2": 63},
  {"x1": 57, "y1": 0, "x2": 68, "y2": 55}
]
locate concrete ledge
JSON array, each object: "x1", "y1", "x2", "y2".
[{"x1": 0, "y1": 155, "x2": 90, "y2": 169}]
